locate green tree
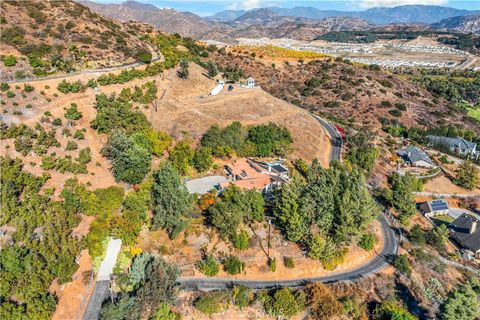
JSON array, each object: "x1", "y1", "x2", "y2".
[
  {"x1": 206, "y1": 60, "x2": 218, "y2": 78},
  {"x1": 455, "y1": 160, "x2": 479, "y2": 191},
  {"x1": 233, "y1": 229, "x2": 250, "y2": 250},
  {"x1": 151, "y1": 162, "x2": 192, "y2": 238},
  {"x1": 442, "y1": 283, "x2": 480, "y2": 320},
  {"x1": 192, "y1": 147, "x2": 213, "y2": 173},
  {"x1": 259, "y1": 287, "x2": 305, "y2": 318},
  {"x1": 427, "y1": 224, "x2": 449, "y2": 252},
  {"x1": 373, "y1": 300, "x2": 416, "y2": 320},
  {"x1": 358, "y1": 233, "x2": 375, "y2": 251},
  {"x1": 168, "y1": 140, "x2": 194, "y2": 175},
  {"x1": 273, "y1": 181, "x2": 303, "y2": 242},
  {"x1": 390, "y1": 173, "x2": 421, "y2": 224},
  {"x1": 410, "y1": 224, "x2": 426, "y2": 246}
]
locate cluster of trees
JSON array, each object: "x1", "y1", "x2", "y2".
[
  {"x1": 100, "y1": 253, "x2": 180, "y2": 320},
  {"x1": 441, "y1": 279, "x2": 480, "y2": 320},
  {"x1": 0, "y1": 157, "x2": 82, "y2": 319},
  {"x1": 57, "y1": 79, "x2": 85, "y2": 94},
  {"x1": 118, "y1": 81, "x2": 158, "y2": 105},
  {"x1": 1, "y1": 122, "x2": 59, "y2": 156},
  {"x1": 200, "y1": 121, "x2": 293, "y2": 158},
  {"x1": 273, "y1": 161, "x2": 380, "y2": 269},
  {"x1": 91, "y1": 92, "x2": 172, "y2": 184},
  {"x1": 207, "y1": 185, "x2": 264, "y2": 243},
  {"x1": 455, "y1": 160, "x2": 479, "y2": 191},
  {"x1": 345, "y1": 131, "x2": 379, "y2": 172},
  {"x1": 384, "y1": 172, "x2": 422, "y2": 224}
]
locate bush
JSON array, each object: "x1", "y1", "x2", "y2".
[
  {"x1": 23, "y1": 84, "x2": 34, "y2": 92},
  {"x1": 232, "y1": 285, "x2": 253, "y2": 309},
  {"x1": 52, "y1": 118, "x2": 62, "y2": 126},
  {"x1": 223, "y1": 256, "x2": 245, "y2": 275},
  {"x1": 3, "y1": 55, "x2": 17, "y2": 67},
  {"x1": 283, "y1": 256, "x2": 295, "y2": 269},
  {"x1": 306, "y1": 283, "x2": 344, "y2": 319},
  {"x1": 66, "y1": 141, "x2": 78, "y2": 151},
  {"x1": 64, "y1": 103, "x2": 83, "y2": 120},
  {"x1": 358, "y1": 233, "x2": 375, "y2": 251},
  {"x1": 233, "y1": 230, "x2": 250, "y2": 250},
  {"x1": 135, "y1": 50, "x2": 152, "y2": 64},
  {"x1": 194, "y1": 291, "x2": 229, "y2": 315},
  {"x1": 196, "y1": 256, "x2": 219, "y2": 277},
  {"x1": 269, "y1": 258, "x2": 277, "y2": 272},
  {"x1": 57, "y1": 80, "x2": 84, "y2": 94},
  {"x1": 259, "y1": 287, "x2": 305, "y2": 318},
  {"x1": 394, "y1": 254, "x2": 412, "y2": 276},
  {"x1": 1, "y1": 83, "x2": 9, "y2": 91},
  {"x1": 389, "y1": 109, "x2": 402, "y2": 117},
  {"x1": 373, "y1": 300, "x2": 415, "y2": 320}
]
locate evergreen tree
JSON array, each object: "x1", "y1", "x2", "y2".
[{"x1": 151, "y1": 162, "x2": 192, "y2": 238}]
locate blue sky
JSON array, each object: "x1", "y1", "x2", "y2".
[{"x1": 93, "y1": 0, "x2": 480, "y2": 16}]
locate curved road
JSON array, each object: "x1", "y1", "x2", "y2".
[
  {"x1": 178, "y1": 213, "x2": 398, "y2": 291},
  {"x1": 177, "y1": 116, "x2": 399, "y2": 291}
]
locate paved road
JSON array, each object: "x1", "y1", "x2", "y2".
[
  {"x1": 311, "y1": 114, "x2": 343, "y2": 162},
  {"x1": 4, "y1": 46, "x2": 161, "y2": 84},
  {"x1": 177, "y1": 212, "x2": 398, "y2": 291},
  {"x1": 82, "y1": 238, "x2": 122, "y2": 320}
]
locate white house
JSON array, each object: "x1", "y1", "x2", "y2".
[
  {"x1": 210, "y1": 80, "x2": 224, "y2": 96},
  {"x1": 246, "y1": 77, "x2": 255, "y2": 88}
]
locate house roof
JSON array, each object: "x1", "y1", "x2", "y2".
[
  {"x1": 427, "y1": 199, "x2": 449, "y2": 212},
  {"x1": 397, "y1": 145, "x2": 433, "y2": 165},
  {"x1": 246, "y1": 77, "x2": 254, "y2": 81},
  {"x1": 223, "y1": 158, "x2": 273, "y2": 190},
  {"x1": 449, "y1": 214, "x2": 480, "y2": 252},
  {"x1": 427, "y1": 135, "x2": 477, "y2": 152}
]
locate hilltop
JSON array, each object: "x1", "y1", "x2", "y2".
[
  {"x1": 209, "y1": 48, "x2": 480, "y2": 134},
  {"x1": 0, "y1": 0, "x2": 153, "y2": 80}
]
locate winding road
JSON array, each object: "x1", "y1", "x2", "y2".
[{"x1": 177, "y1": 116, "x2": 399, "y2": 291}]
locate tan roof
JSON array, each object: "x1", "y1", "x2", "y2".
[{"x1": 223, "y1": 158, "x2": 272, "y2": 190}]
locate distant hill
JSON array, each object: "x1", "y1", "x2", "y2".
[
  {"x1": 79, "y1": 0, "x2": 233, "y2": 41},
  {"x1": 0, "y1": 0, "x2": 151, "y2": 79},
  {"x1": 432, "y1": 15, "x2": 480, "y2": 34},
  {"x1": 208, "y1": 5, "x2": 479, "y2": 25},
  {"x1": 207, "y1": 9, "x2": 245, "y2": 22}
]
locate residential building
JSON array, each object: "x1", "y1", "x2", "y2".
[
  {"x1": 221, "y1": 158, "x2": 288, "y2": 193},
  {"x1": 449, "y1": 214, "x2": 480, "y2": 260},
  {"x1": 420, "y1": 199, "x2": 449, "y2": 217},
  {"x1": 427, "y1": 135, "x2": 478, "y2": 159},
  {"x1": 246, "y1": 77, "x2": 255, "y2": 88},
  {"x1": 397, "y1": 145, "x2": 435, "y2": 168}
]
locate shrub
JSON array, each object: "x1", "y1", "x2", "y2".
[
  {"x1": 306, "y1": 283, "x2": 344, "y2": 319},
  {"x1": 394, "y1": 254, "x2": 412, "y2": 276},
  {"x1": 269, "y1": 258, "x2": 277, "y2": 272},
  {"x1": 358, "y1": 233, "x2": 375, "y2": 251},
  {"x1": 233, "y1": 230, "x2": 250, "y2": 250},
  {"x1": 64, "y1": 103, "x2": 83, "y2": 120},
  {"x1": 232, "y1": 285, "x2": 253, "y2": 309},
  {"x1": 389, "y1": 109, "x2": 402, "y2": 117},
  {"x1": 66, "y1": 141, "x2": 78, "y2": 151},
  {"x1": 3, "y1": 55, "x2": 17, "y2": 67},
  {"x1": 223, "y1": 256, "x2": 245, "y2": 275},
  {"x1": 1, "y1": 83, "x2": 9, "y2": 91},
  {"x1": 196, "y1": 256, "x2": 219, "y2": 277},
  {"x1": 52, "y1": 118, "x2": 62, "y2": 126},
  {"x1": 6, "y1": 91, "x2": 15, "y2": 98},
  {"x1": 57, "y1": 79, "x2": 84, "y2": 94},
  {"x1": 283, "y1": 256, "x2": 295, "y2": 269},
  {"x1": 194, "y1": 291, "x2": 229, "y2": 315},
  {"x1": 23, "y1": 84, "x2": 34, "y2": 92},
  {"x1": 73, "y1": 130, "x2": 85, "y2": 140},
  {"x1": 135, "y1": 50, "x2": 152, "y2": 64}
]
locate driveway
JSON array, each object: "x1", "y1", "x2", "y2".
[
  {"x1": 449, "y1": 208, "x2": 480, "y2": 220},
  {"x1": 186, "y1": 176, "x2": 228, "y2": 194}
]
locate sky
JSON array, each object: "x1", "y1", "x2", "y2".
[{"x1": 93, "y1": 0, "x2": 480, "y2": 16}]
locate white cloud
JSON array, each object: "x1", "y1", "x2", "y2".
[
  {"x1": 227, "y1": 0, "x2": 263, "y2": 10},
  {"x1": 355, "y1": 0, "x2": 448, "y2": 9}
]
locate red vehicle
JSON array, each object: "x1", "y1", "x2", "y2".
[{"x1": 334, "y1": 124, "x2": 346, "y2": 141}]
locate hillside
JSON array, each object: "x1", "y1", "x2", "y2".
[
  {"x1": 0, "y1": 0, "x2": 152, "y2": 80},
  {"x1": 432, "y1": 15, "x2": 480, "y2": 34},
  {"x1": 210, "y1": 49, "x2": 480, "y2": 134}
]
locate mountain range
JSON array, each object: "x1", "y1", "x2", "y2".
[
  {"x1": 209, "y1": 5, "x2": 479, "y2": 25},
  {"x1": 78, "y1": 1, "x2": 480, "y2": 41}
]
